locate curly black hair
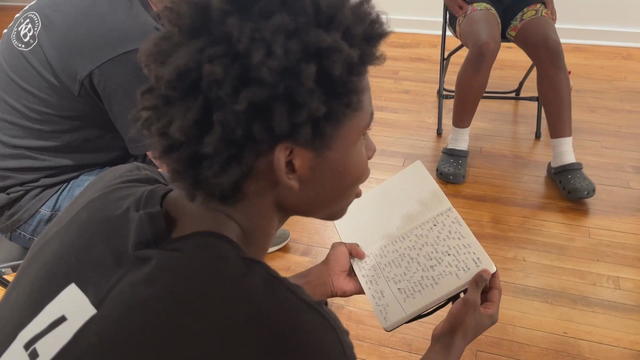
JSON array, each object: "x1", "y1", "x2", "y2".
[{"x1": 136, "y1": 0, "x2": 389, "y2": 204}]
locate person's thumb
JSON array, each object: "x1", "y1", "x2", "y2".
[
  {"x1": 466, "y1": 270, "x2": 491, "y2": 303},
  {"x1": 344, "y1": 242, "x2": 366, "y2": 260}
]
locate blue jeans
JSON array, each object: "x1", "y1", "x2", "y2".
[{"x1": 3, "y1": 168, "x2": 108, "y2": 249}]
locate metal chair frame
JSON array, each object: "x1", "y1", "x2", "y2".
[{"x1": 436, "y1": 4, "x2": 542, "y2": 139}]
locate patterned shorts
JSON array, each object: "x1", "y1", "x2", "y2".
[{"x1": 451, "y1": 2, "x2": 553, "y2": 42}]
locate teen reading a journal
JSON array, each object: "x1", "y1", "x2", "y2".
[{"x1": 0, "y1": 0, "x2": 500, "y2": 358}]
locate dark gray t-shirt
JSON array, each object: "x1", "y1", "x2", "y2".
[
  {"x1": 0, "y1": 0, "x2": 159, "y2": 232},
  {"x1": 0, "y1": 163, "x2": 356, "y2": 359}
]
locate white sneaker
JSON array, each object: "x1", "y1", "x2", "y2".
[{"x1": 267, "y1": 229, "x2": 291, "y2": 253}]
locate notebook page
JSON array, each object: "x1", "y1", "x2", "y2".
[
  {"x1": 352, "y1": 207, "x2": 495, "y2": 330},
  {"x1": 335, "y1": 161, "x2": 451, "y2": 252}
]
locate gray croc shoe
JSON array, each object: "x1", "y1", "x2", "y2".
[
  {"x1": 436, "y1": 147, "x2": 469, "y2": 184},
  {"x1": 547, "y1": 162, "x2": 596, "y2": 200}
]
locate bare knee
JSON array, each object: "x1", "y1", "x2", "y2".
[
  {"x1": 519, "y1": 30, "x2": 567, "y2": 72},
  {"x1": 467, "y1": 39, "x2": 501, "y2": 68}
]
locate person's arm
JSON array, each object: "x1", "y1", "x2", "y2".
[
  {"x1": 288, "y1": 242, "x2": 365, "y2": 301},
  {"x1": 444, "y1": 0, "x2": 469, "y2": 17},
  {"x1": 87, "y1": 50, "x2": 150, "y2": 156},
  {"x1": 289, "y1": 242, "x2": 501, "y2": 360}
]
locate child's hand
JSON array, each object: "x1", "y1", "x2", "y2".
[
  {"x1": 444, "y1": 0, "x2": 469, "y2": 17},
  {"x1": 545, "y1": 0, "x2": 557, "y2": 23}
]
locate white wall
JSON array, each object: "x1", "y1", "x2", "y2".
[
  {"x1": 2, "y1": 0, "x2": 638, "y2": 46},
  {"x1": 375, "y1": 0, "x2": 640, "y2": 47}
]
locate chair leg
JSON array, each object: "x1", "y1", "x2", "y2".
[
  {"x1": 515, "y1": 63, "x2": 536, "y2": 97},
  {"x1": 511, "y1": 62, "x2": 541, "y2": 139},
  {"x1": 437, "y1": 97, "x2": 444, "y2": 136},
  {"x1": 436, "y1": 3, "x2": 448, "y2": 137},
  {"x1": 535, "y1": 99, "x2": 542, "y2": 139}
]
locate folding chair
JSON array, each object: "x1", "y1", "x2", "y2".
[
  {"x1": 0, "y1": 235, "x2": 27, "y2": 289},
  {"x1": 436, "y1": 4, "x2": 543, "y2": 139}
]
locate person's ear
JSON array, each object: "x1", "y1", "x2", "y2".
[{"x1": 272, "y1": 143, "x2": 314, "y2": 191}]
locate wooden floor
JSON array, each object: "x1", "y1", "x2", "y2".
[{"x1": 1, "y1": 6, "x2": 639, "y2": 360}]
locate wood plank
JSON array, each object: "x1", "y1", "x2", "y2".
[
  {"x1": 476, "y1": 352, "x2": 516, "y2": 360},
  {"x1": 0, "y1": 274, "x2": 15, "y2": 299}
]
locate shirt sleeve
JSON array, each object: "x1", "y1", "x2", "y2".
[{"x1": 87, "y1": 50, "x2": 150, "y2": 155}]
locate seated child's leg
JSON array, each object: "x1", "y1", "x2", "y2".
[
  {"x1": 437, "y1": 3, "x2": 501, "y2": 184},
  {"x1": 452, "y1": 4, "x2": 501, "y2": 132},
  {"x1": 510, "y1": 4, "x2": 595, "y2": 200},
  {"x1": 511, "y1": 5, "x2": 571, "y2": 140}
]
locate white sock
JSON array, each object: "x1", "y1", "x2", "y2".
[
  {"x1": 447, "y1": 126, "x2": 470, "y2": 150},
  {"x1": 550, "y1": 136, "x2": 577, "y2": 167}
]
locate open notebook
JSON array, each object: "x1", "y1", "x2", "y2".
[{"x1": 335, "y1": 161, "x2": 495, "y2": 331}]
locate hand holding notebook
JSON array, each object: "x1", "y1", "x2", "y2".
[{"x1": 335, "y1": 161, "x2": 497, "y2": 331}]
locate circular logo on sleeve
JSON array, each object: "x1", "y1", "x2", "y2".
[{"x1": 11, "y1": 12, "x2": 42, "y2": 51}]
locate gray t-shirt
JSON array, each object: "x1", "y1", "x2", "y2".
[{"x1": 0, "y1": 0, "x2": 159, "y2": 233}]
